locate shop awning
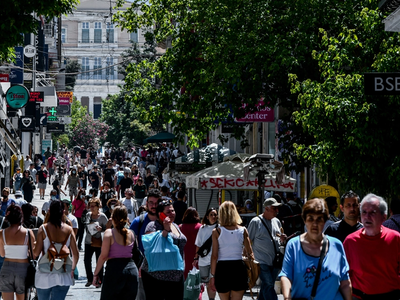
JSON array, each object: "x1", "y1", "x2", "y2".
[{"x1": 144, "y1": 131, "x2": 175, "y2": 143}]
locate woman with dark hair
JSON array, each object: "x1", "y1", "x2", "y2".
[
  {"x1": 194, "y1": 208, "x2": 218, "y2": 300},
  {"x1": 21, "y1": 203, "x2": 43, "y2": 229},
  {"x1": 92, "y1": 206, "x2": 139, "y2": 299},
  {"x1": 179, "y1": 207, "x2": 201, "y2": 279},
  {"x1": 84, "y1": 198, "x2": 108, "y2": 288},
  {"x1": 72, "y1": 188, "x2": 87, "y2": 251},
  {"x1": 141, "y1": 199, "x2": 187, "y2": 299},
  {"x1": 100, "y1": 181, "x2": 114, "y2": 218},
  {"x1": 0, "y1": 204, "x2": 35, "y2": 300},
  {"x1": 20, "y1": 170, "x2": 34, "y2": 203},
  {"x1": 34, "y1": 200, "x2": 79, "y2": 300}
]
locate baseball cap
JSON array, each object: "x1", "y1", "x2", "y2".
[
  {"x1": 263, "y1": 198, "x2": 282, "y2": 207},
  {"x1": 15, "y1": 191, "x2": 23, "y2": 197}
]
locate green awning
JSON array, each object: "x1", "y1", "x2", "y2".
[{"x1": 144, "y1": 131, "x2": 175, "y2": 144}]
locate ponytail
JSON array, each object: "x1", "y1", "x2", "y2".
[{"x1": 111, "y1": 206, "x2": 129, "y2": 245}]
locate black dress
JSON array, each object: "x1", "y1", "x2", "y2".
[{"x1": 21, "y1": 176, "x2": 34, "y2": 202}]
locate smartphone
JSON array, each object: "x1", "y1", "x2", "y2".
[{"x1": 160, "y1": 212, "x2": 167, "y2": 222}]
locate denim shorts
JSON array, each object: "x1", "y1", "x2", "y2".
[
  {"x1": 0, "y1": 261, "x2": 29, "y2": 294},
  {"x1": 199, "y1": 265, "x2": 211, "y2": 283}
]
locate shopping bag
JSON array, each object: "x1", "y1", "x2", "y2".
[
  {"x1": 184, "y1": 267, "x2": 201, "y2": 300},
  {"x1": 142, "y1": 230, "x2": 184, "y2": 272}
]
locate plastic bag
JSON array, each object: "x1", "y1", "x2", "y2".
[
  {"x1": 142, "y1": 230, "x2": 184, "y2": 272},
  {"x1": 184, "y1": 267, "x2": 201, "y2": 300}
]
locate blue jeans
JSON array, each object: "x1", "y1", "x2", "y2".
[
  {"x1": 36, "y1": 285, "x2": 70, "y2": 300},
  {"x1": 259, "y1": 264, "x2": 279, "y2": 300}
]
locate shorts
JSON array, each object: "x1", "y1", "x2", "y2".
[
  {"x1": 199, "y1": 265, "x2": 211, "y2": 283},
  {"x1": 0, "y1": 261, "x2": 29, "y2": 294},
  {"x1": 215, "y1": 260, "x2": 248, "y2": 293},
  {"x1": 38, "y1": 182, "x2": 47, "y2": 189},
  {"x1": 69, "y1": 187, "x2": 78, "y2": 197},
  {"x1": 49, "y1": 168, "x2": 54, "y2": 176}
]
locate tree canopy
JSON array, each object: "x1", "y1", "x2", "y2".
[{"x1": 0, "y1": 0, "x2": 79, "y2": 61}]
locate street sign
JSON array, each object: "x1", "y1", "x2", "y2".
[
  {"x1": 19, "y1": 116, "x2": 35, "y2": 131},
  {"x1": 39, "y1": 114, "x2": 47, "y2": 126},
  {"x1": 56, "y1": 105, "x2": 71, "y2": 116},
  {"x1": 23, "y1": 45, "x2": 36, "y2": 58},
  {"x1": 47, "y1": 123, "x2": 65, "y2": 133},
  {"x1": 0, "y1": 74, "x2": 9, "y2": 82}
]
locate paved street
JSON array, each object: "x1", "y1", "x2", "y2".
[{"x1": 27, "y1": 183, "x2": 283, "y2": 300}]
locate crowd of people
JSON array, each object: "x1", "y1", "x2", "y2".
[{"x1": 1, "y1": 144, "x2": 400, "y2": 300}]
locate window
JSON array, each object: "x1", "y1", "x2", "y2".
[
  {"x1": 81, "y1": 57, "x2": 90, "y2": 79},
  {"x1": 93, "y1": 104, "x2": 102, "y2": 119},
  {"x1": 93, "y1": 57, "x2": 102, "y2": 79},
  {"x1": 61, "y1": 28, "x2": 66, "y2": 43},
  {"x1": 106, "y1": 24, "x2": 114, "y2": 43},
  {"x1": 82, "y1": 22, "x2": 89, "y2": 43},
  {"x1": 105, "y1": 57, "x2": 115, "y2": 79},
  {"x1": 129, "y1": 30, "x2": 138, "y2": 43},
  {"x1": 94, "y1": 22, "x2": 102, "y2": 43}
]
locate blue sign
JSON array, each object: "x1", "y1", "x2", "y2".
[{"x1": 9, "y1": 47, "x2": 24, "y2": 84}]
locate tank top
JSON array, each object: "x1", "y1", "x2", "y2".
[
  {"x1": 3, "y1": 228, "x2": 28, "y2": 259},
  {"x1": 218, "y1": 226, "x2": 244, "y2": 261},
  {"x1": 108, "y1": 229, "x2": 134, "y2": 259}
]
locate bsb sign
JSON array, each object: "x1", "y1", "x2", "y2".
[{"x1": 364, "y1": 73, "x2": 400, "y2": 95}]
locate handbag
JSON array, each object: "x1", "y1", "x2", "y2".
[
  {"x1": 25, "y1": 230, "x2": 36, "y2": 290},
  {"x1": 293, "y1": 236, "x2": 327, "y2": 300},
  {"x1": 197, "y1": 224, "x2": 218, "y2": 258},
  {"x1": 183, "y1": 267, "x2": 201, "y2": 300},
  {"x1": 259, "y1": 216, "x2": 283, "y2": 269},
  {"x1": 142, "y1": 230, "x2": 184, "y2": 272},
  {"x1": 91, "y1": 236, "x2": 102, "y2": 247}
]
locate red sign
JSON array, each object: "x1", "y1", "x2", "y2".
[
  {"x1": 29, "y1": 91, "x2": 44, "y2": 102},
  {"x1": 235, "y1": 100, "x2": 274, "y2": 122},
  {"x1": 199, "y1": 177, "x2": 296, "y2": 192},
  {"x1": 0, "y1": 74, "x2": 9, "y2": 82}
]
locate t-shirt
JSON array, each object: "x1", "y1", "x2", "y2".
[
  {"x1": 248, "y1": 215, "x2": 282, "y2": 265},
  {"x1": 90, "y1": 150, "x2": 97, "y2": 160},
  {"x1": 121, "y1": 198, "x2": 138, "y2": 224},
  {"x1": 72, "y1": 198, "x2": 86, "y2": 218},
  {"x1": 195, "y1": 224, "x2": 217, "y2": 266},
  {"x1": 67, "y1": 213, "x2": 79, "y2": 229},
  {"x1": 37, "y1": 169, "x2": 48, "y2": 184},
  {"x1": 89, "y1": 171, "x2": 100, "y2": 188},
  {"x1": 279, "y1": 235, "x2": 349, "y2": 300},
  {"x1": 84, "y1": 212, "x2": 108, "y2": 244},
  {"x1": 119, "y1": 177, "x2": 133, "y2": 196},
  {"x1": 104, "y1": 168, "x2": 115, "y2": 184},
  {"x1": 173, "y1": 200, "x2": 187, "y2": 225},
  {"x1": 130, "y1": 213, "x2": 151, "y2": 252},
  {"x1": 116, "y1": 171, "x2": 125, "y2": 185},
  {"x1": 133, "y1": 184, "x2": 146, "y2": 199},
  {"x1": 47, "y1": 156, "x2": 56, "y2": 169},
  {"x1": 0, "y1": 199, "x2": 15, "y2": 217},
  {"x1": 383, "y1": 214, "x2": 400, "y2": 233},
  {"x1": 343, "y1": 227, "x2": 400, "y2": 294},
  {"x1": 80, "y1": 149, "x2": 87, "y2": 159},
  {"x1": 67, "y1": 176, "x2": 79, "y2": 189},
  {"x1": 324, "y1": 220, "x2": 363, "y2": 243}
]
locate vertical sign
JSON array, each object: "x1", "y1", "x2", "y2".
[{"x1": 9, "y1": 47, "x2": 24, "y2": 84}]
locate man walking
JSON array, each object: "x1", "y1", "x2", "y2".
[
  {"x1": 248, "y1": 198, "x2": 287, "y2": 300},
  {"x1": 36, "y1": 164, "x2": 48, "y2": 200},
  {"x1": 325, "y1": 190, "x2": 363, "y2": 242},
  {"x1": 120, "y1": 188, "x2": 138, "y2": 225},
  {"x1": 343, "y1": 194, "x2": 400, "y2": 299}
]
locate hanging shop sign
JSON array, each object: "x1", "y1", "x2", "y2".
[{"x1": 5, "y1": 85, "x2": 29, "y2": 109}]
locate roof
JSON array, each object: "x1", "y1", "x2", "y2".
[{"x1": 379, "y1": 0, "x2": 400, "y2": 12}]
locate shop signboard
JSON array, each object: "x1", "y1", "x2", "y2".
[
  {"x1": 57, "y1": 91, "x2": 73, "y2": 105},
  {"x1": 235, "y1": 100, "x2": 274, "y2": 123},
  {"x1": 9, "y1": 47, "x2": 23, "y2": 84},
  {"x1": 19, "y1": 116, "x2": 35, "y2": 131},
  {"x1": 41, "y1": 139, "x2": 52, "y2": 156},
  {"x1": 364, "y1": 72, "x2": 400, "y2": 95},
  {"x1": 5, "y1": 85, "x2": 29, "y2": 109}
]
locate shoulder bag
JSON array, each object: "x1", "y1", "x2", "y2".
[
  {"x1": 258, "y1": 216, "x2": 284, "y2": 269},
  {"x1": 242, "y1": 228, "x2": 260, "y2": 299},
  {"x1": 197, "y1": 224, "x2": 218, "y2": 258},
  {"x1": 25, "y1": 229, "x2": 36, "y2": 290},
  {"x1": 293, "y1": 236, "x2": 327, "y2": 300}
]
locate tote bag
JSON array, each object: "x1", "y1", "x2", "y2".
[{"x1": 142, "y1": 230, "x2": 184, "y2": 272}]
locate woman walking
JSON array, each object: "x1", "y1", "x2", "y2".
[
  {"x1": 0, "y1": 205, "x2": 35, "y2": 300},
  {"x1": 72, "y1": 188, "x2": 87, "y2": 251},
  {"x1": 92, "y1": 206, "x2": 138, "y2": 299},
  {"x1": 20, "y1": 170, "x2": 35, "y2": 203}
]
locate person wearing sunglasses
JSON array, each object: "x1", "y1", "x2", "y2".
[
  {"x1": 194, "y1": 208, "x2": 219, "y2": 300},
  {"x1": 141, "y1": 198, "x2": 187, "y2": 299}
]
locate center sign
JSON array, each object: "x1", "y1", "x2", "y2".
[{"x1": 6, "y1": 85, "x2": 30, "y2": 109}]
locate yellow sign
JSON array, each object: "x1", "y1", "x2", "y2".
[
  {"x1": 309, "y1": 184, "x2": 340, "y2": 216},
  {"x1": 56, "y1": 91, "x2": 73, "y2": 103}
]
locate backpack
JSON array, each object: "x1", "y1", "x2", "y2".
[{"x1": 38, "y1": 224, "x2": 73, "y2": 273}]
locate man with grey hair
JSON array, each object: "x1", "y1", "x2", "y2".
[
  {"x1": 120, "y1": 188, "x2": 138, "y2": 225},
  {"x1": 248, "y1": 198, "x2": 287, "y2": 300},
  {"x1": 343, "y1": 193, "x2": 400, "y2": 299}
]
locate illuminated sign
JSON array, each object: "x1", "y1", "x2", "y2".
[
  {"x1": 29, "y1": 91, "x2": 44, "y2": 102},
  {"x1": 5, "y1": 85, "x2": 29, "y2": 109}
]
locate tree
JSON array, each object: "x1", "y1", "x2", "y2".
[
  {"x1": 291, "y1": 8, "x2": 400, "y2": 197},
  {"x1": 101, "y1": 36, "x2": 164, "y2": 146},
  {"x1": 69, "y1": 114, "x2": 109, "y2": 148},
  {"x1": 115, "y1": 0, "x2": 383, "y2": 147},
  {"x1": 0, "y1": 0, "x2": 78, "y2": 61},
  {"x1": 69, "y1": 97, "x2": 87, "y2": 129},
  {"x1": 65, "y1": 59, "x2": 80, "y2": 91}
]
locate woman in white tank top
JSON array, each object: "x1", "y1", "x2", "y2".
[
  {"x1": 209, "y1": 201, "x2": 254, "y2": 300},
  {"x1": 0, "y1": 204, "x2": 35, "y2": 300}
]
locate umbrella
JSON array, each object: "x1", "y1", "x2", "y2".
[
  {"x1": 144, "y1": 131, "x2": 175, "y2": 144},
  {"x1": 186, "y1": 160, "x2": 296, "y2": 192}
]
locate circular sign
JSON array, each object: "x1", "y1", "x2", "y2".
[
  {"x1": 23, "y1": 45, "x2": 36, "y2": 58},
  {"x1": 5, "y1": 85, "x2": 30, "y2": 109},
  {"x1": 309, "y1": 184, "x2": 340, "y2": 216}
]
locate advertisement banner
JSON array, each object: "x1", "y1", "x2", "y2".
[{"x1": 9, "y1": 47, "x2": 24, "y2": 84}]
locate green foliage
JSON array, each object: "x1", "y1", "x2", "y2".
[
  {"x1": 292, "y1": 8, "x2": 400, "y2": 197},
  {"x1": 0, "y1": 0, "x2": 79, "y2": 61},
  {"x1": 69, "y1": 97, "x2": 87, "y2": 129},
  {"x1": 69, "y1": 114, "x2": 109, "y2": 148},
  {"x1": 52, "y1": 133, "x2": 70, "y2": 150},
  {"x1": 100, "y1": 37, "x2": 164, "y2": 146},
  {"x1": 65, "y1": 59, "x2": 81, "y2": 91}
]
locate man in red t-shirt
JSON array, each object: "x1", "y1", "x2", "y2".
[
  {"x1": 343, "y1": 193, "x2": 400, "y2": 299},
  {"x1": 47, "y1": 153, "x2": 57, "y2": 184}
]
